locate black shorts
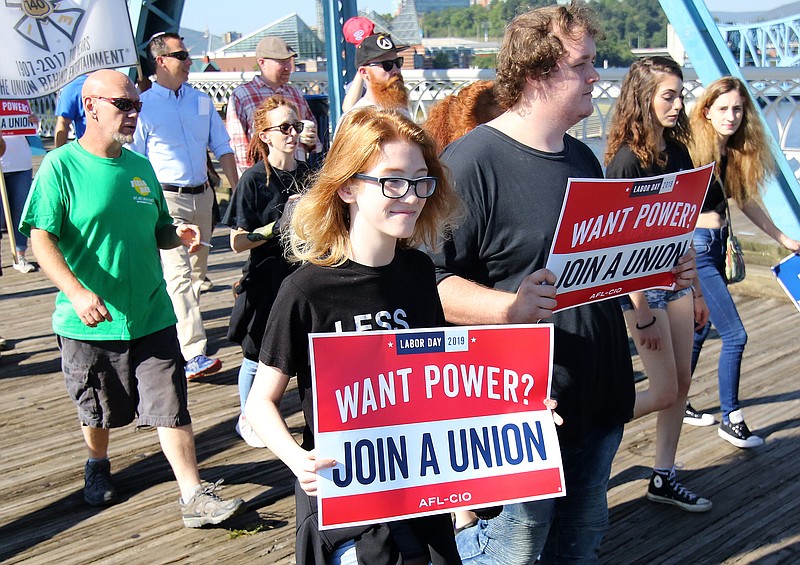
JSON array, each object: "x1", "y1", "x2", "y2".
[{"x1": 59, "y1": 325, "x2": 191, "y2": 429}]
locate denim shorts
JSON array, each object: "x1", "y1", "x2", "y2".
[
  {"x1": 59, "y1": 325, "x2": 191, "y2": 429},
  {"x1": 619, "y1": 287, "x2": 691, "y2": 311}
]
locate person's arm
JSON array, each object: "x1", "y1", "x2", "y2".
[
  {"x1": 692, "y1": 280, "x2": 709, "y2": 330},
  {"x1": 740, "y1": 200, "x2": 800, "y2": 252},
  {"x1": 225, "y1": 92, "x2": 250, "y2": 173},
  {"x1": 229, "y1": 226, "x2": 269, "y2": 253},
  {"x1": 54, "y1": 116, "x2": 72, "y2": 147},
  {"x1": 342, "y1": 72, "x2": 364, "y2": 112},
  {"x1": 0, "y1": 132, "x2": 5, "y2": 157},
  {"x1": 156, "y1": 223, "x2": 202, "y2": 251},
  {"x1": 30, "y1": 228, "x2": 112, "y2": 327},
  {"x1": 218, "y1": 152, "x2": 239, "y2": 191},
  {"x1": 245, "y1": 363, "x2": 336, "y2": 496},
  {"x1": 437, "y1": 269, "x2": 557, "y2": 325},
  {"x1": 628, "y1": 292, "x2": 661, "y2": 350}
]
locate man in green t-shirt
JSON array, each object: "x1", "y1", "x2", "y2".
[{"x1": 20, "y1": 70, "x2": 245, "y2": 528}]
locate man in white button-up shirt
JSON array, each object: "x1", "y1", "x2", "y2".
[{"x1": 129, "y1": 32, "x2": 239, "y2": 380}]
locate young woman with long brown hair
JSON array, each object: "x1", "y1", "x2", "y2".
[
  {"x1": 605, "y1": 56, "x2": 711, "y2": 512},
  {"x1": 686, "y1": 76, "x2": 800, "y2": 447}
]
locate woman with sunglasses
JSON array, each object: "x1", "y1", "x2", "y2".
[
  {"x1": 605, "y1": 57, "x2": 711, "y2": 512},
  {"x1": 245, "y1": 107, "x2": 462, "y2": 564},
  {"x1": 686, "y1": 76, "x2": 800, "y2": 447},
  {"x1": 224, "y1": 95, "x2": 311, "y2": 448}
]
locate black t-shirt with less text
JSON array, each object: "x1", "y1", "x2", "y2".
[{"x1": 259, "y1": 248, "x2": 445, "y2": 449}]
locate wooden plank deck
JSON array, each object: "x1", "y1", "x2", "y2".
[{"x1": 1, "y1": 226, "x2": 799, "y2": 564}]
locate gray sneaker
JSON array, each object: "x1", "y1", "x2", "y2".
[
  {"x1": 84, "y1": 459, "x2": 118, "y2": 507},
  {"x1": 180, "y1": 480, "x2": 246, "y2": 528}
]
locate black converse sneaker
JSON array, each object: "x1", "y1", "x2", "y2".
[
  {"x1": 683, "y1": 402, "x2": 716, "y2": 426},
  {"x1": 718, "y1": 409, "x2": 764, "y2": 448},
  {"x1": 646, "y1": 468, "x2": 712, "y2": 512}
]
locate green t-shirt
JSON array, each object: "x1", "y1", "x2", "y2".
[{"x1": 20, "y1": 141, "x2": 178, "y2": 340}]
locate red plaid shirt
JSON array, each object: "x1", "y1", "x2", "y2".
[{"x1": 225, "y1": 75, "x2": 320, "y2": 172}]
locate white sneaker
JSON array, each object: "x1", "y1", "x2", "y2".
[
  {"x1": 13, "y1": 256, "x2": 36, "y2": 273},
  {"x1": 235, "y1": 413, "x2": 266, "y2": 448}
]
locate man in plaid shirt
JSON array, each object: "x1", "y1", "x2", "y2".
[{"x1": 226, "y1": 37, "x2": 320, "y2": 173}]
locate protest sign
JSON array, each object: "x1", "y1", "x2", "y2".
[
  {"x1": 546, "y1": 164, "x2": 714, "y2": 311},
  {"x1": 0, "y1": 99, "x2": 36, "y2": 136},
  {"x1": 772, "y1": 253, "x2": 800, "y2": 314},
  {"x1": 0, "y1": 0, "x2": 137, "y2": 99},
  {"x1": 310, "y1": 324, "x2": 563, "y2": 530}
]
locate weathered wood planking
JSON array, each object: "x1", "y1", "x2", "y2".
[{"x1": 1, "y1": 228, "x2": 799, "y2": 564}]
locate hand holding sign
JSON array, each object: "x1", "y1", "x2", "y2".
[
  {"x1": 671, "y1": 247, "x2": 697, "y2": 289},
  {"x1": 509, "y1": 269, "x2": 557, "y2": 323},
  {"x1": 294, "y1": 449, "x2": 337, "y2": 497},
  {"x1": 543, "y1": 397, "x2": 563, "y2": 426}
]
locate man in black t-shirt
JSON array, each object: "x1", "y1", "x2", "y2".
[{"x1": 427, "y1": 4, "x2": 698, "y2": 564}]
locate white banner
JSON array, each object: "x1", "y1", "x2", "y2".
[{"x1": 0, "y1": 0, "x2": 137, "y2": 99}]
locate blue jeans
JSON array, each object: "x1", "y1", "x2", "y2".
[
  {"x1": 1, "y1": 169, "x2": 33, "y2": 252},
  {"x1": 691, "y1": 228, "x2": 747, "y2": 420},
  {"x1": 238, "y1": 357, "x2": 258, "y2": 412},
  {"x1": 456, "y1": 423, "x2": 624, "y2": 564}
]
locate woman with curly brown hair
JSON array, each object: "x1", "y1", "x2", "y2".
[
  {"x1": 685, "y1": 76, "x2": 800, "y2": 447},
  {"x1": 605, "y1": 56, "x2": 711, "y2": 512}
]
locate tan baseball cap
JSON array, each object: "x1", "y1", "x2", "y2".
[{"x1": 256, "y1": 37, "x2": 297, "y2": 60}]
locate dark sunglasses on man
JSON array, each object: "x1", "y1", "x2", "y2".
[
  {"x1": 266, "y1": 121, "x2": 305, "y2": 135},
  {"x1": 161, "y1": 50, "x2": 190, "y2": 61},
  {"x1": 365, "y1": 57, "x2": 404, "y2": 72},
  {"x1": 92, "y1": 96, "x2": 143, "y2": 112}
]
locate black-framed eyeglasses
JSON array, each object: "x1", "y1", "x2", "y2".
[
  {"x1": 353, "y1": 174, "x2": 437, "y2": 199},
  {"x1": 92, "y1": 96, "x2": 143, "y2": 112},
  {"x1": 161, "y1": 50, "x2": 190, "y2": 61},
  {"x1": 365, "y1": 57, "x2": 404, "y2": 72},
  {"x1": 266, "y1": 121, "x2": 304, "y2": 135}
]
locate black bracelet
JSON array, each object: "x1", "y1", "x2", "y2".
[{"x1": 636, "y1": 316, "x2": 657, "y2": 330}]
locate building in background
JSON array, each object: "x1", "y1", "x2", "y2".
[{"x1": 209, "y1": 13, "x2": 325, "y2": 72}]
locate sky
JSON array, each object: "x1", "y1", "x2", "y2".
[{"x1": 180, "y1": 1, "x2": 798, "y2": 37}]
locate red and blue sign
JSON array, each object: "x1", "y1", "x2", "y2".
[{"x1": 309, "y1": 324, "x2": 563, "y2": 529}]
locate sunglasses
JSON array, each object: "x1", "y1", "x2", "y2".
[
  {"x1": 266, "y1": 121, "x2": 304, "y2": 135},
  {"x1": 92, "y1": 96, "x2": 143, "y2": 112},
  {"x1": 161, "y1": 50, "x2": 190, "y2": 61},
  {"x1": 366, "y1": 57, "x2": 404, "y2": 72},
  {"x1": 353, "y1": 174, "x2": 437, "y2": 199}
]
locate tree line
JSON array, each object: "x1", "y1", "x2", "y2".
[{"x1": 407, "y1": 0, "x2": 669, "y2": 68}]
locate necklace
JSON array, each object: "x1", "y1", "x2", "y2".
[{"x1": 270, "y1": 164, "x2": 301, "y2": 195}]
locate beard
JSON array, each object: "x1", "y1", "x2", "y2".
[
  {"x1": 371, "y1": 75, "x2": 409, "y2": 110},
  {"x1": 112, "y1": 132, "x2": 134, "y2": 145}
]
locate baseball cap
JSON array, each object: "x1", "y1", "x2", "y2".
[
  {"x1": 256, "y1": 36, "x2": 297, "y2": 60},
  {"x1": 356, "y1": 34, "x2": 408, "y2": 67},
  {"x1": 343, "y1": 16, "x2": 375, "y2": 46}
]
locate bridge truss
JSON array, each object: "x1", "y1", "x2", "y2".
[{"x1": 720, "y1": 14, "x2": 800, "y2": 67}]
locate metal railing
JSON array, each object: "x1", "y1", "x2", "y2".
[{"x1": 30, "y1": 67, "x2": 800, "y2": 155}]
